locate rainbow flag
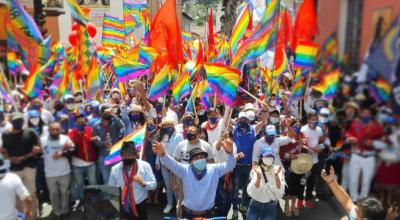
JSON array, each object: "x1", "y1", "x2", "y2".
[
  {"x1": 0, "y1": 68, "x2": 13, "y2": 104},
  {"x1": 315, "y1": 32, "x2": 338, "y2": 73},
  {"x1": 22, "y1": 63, "x2": 42, "y2": 98},
  {"x1": 52, "y1": 57, "x2": 69, "y2": 97},
  {"x1": 273, "y1": 49, "x2": 290, "y2": 79},
  {"x1": 370, "y1": 78, "x2": 391, "y2": 104},
  {"x1": 123, "y1": 0, "x2": 149, "y2": 34},
  {"x1": 143, "y1": 7, "x2": 150, "y2": 44},
  {"x1": 295, "y1": 43, "x2": 318, "y2": 68},
  {"x1": 182, "y1": 31, "x2": 193, "y2": 41},
  {"x1": 105, "y1": 125, "x2": 146, "y2": 165},
  {"x1": 139, "y1": 44, "x2": 158, "y2": 67},
  {"x1": 231, "y1": 0, "x2": 280, "y2": 69},
  {"x1": 66, "y1": 0, "x2": 89, "y2": 24},
  {"x1": 102, "y1": 14, "x2": 125, "y2": 47},
  {"x1": 7, "y1": 51, "x2": 26, "y2": 76},
  {"x1": 288, "y1": 70, "x2": 303, "y2": 104},
  {"x1": 215, "y1": 34, "x2": 230, "y2": 64},
  {"x1": 85, "y1": 57, "x2": 101, "y2": 100},
  {"x1": 204, "y1": 64, "x2": 240, "y2": 107},
  {"x1": 172, "y1": 71, "x2": 191, "y2": 104},
  {"x1": 148, "y1": 65, "x2": 171, "y2": 101},
  {"x1": 313, "y1": 68, "x2": 340, "y2": 100},
  {"x1": 38, "y1": 36, "x2": 52, "y2": 65},
  {"x1": 112, "y1": 56, "x2": 148, "y2": 83},
  {"x1": 230, "y1": 3, "x2": 250, "y2": 57}
]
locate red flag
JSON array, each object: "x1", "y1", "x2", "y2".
[
  {"x1": 292, "y1": 0, "x2": 318, "y2": 50},
  {"x1": 207, "y1": 8, "x2": 215, "y2": 61},
  {"x1": 149, "y1": 0, "x2": 184, "y2": 65},
  {"x1": 274, "y1": 7, "x2": 293, "y2": 68}
]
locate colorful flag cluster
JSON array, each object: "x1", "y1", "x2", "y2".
[
  {"x1": 229, "y1": 3, "x2": 250, "y2": 57},
  {"x1": 7, "y1": 51, "x2": 26, "y2": 76},
  {"x1": 102, "y1": 14, "x2": 125, "y2": 47},
  {"x1": 139, "y1": 44, "x2": 158, "y2": 67},
  {"x1": 148, "y1": 65, "x2": 171, "y2": 101},
  {"x1": 105, "y1": 125, "x2": 146, "y2": 165},
  {"x1": 66, "y1": 0, "x2": 89, "y2": 25},
  {"x1": 85, "y1": 57, "x2": 101, "y2": 100},
  {"x1": 204, "y1": 64, "x2": 240, "y2": 107},
  {"x1": 22, "y1": 63, "x2": 42, "y2": 98},
  {"x1": 369, "y1": 78, "x2": 391, "y2": 104},
  {"x1": 312, "y1": 68, "x2": 340, "y2": 100},
  {"x1": 123, "y1": 0, "x2": 149, "y2": 35},
  {"x1": 112, "y1": 56, "x2": 148, "y2": 83}
]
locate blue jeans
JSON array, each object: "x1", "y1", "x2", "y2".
[
  {"x1": 246, "y1": 199, "x2": 277, "y2": 220},
  {"x1": 215, "y1": 175, "x2": 233, "y2": 216},
  {"x1": 97, "y1": 156, "x2": 111, "y2": 184},
  {"x1": 161, "y1": 164, "x2": 177, "y2": 206},
  {"x1": 72, "y1": 164, "x2": 97, "y2": 200},
  {"x1": 232, "y1": 165, "x2": 251, "y2": 212}
]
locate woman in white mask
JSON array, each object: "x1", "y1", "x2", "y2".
[{"x1": 246, "y1": 147, "x2": 285, "y2": 220}]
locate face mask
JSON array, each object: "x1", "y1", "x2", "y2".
[
  {"x1": 128, "y1": 88, "x2": 135, "y2": 95},
  {"x1": 270, "y1": 117, "x2": 279, "y2": 124},
  {"x1": 238, "y1": 122, "x2": 248, "y2": 129},
  {"x1": 262, "y1": 157, "x2": 274, "y2": 166},
  {"x1": 11, "y1": 120, "x2": 24, "y2": 130},
  {"x1": 265, "y1": 136, "x2": 275, "y2": 144},
  {"x1": 60, "y1": 121, "x2": 68, "y2": 132},
  {"x1": 112, "y1": 108, "x2": 119, "y2": 114},
  {"x1": 31, "y1": 104, "x2": 41, "y2": 110},
  {"x1": 361, "y1": 116, "x2": 371, "y2": 124},
  {"x1": 147, "y1": 124, "x2": 156, "y2": 132},
  {"x1": 130, "y1": 114, "x2": 141, "y2": 122},
  {"x1": 198, "y1": 110, "x2": 205, "y2": 116},
  {"x1": 241, "y1": 94, "x2": 249, "y2": 100},
  {"x1": 111, "y1": 93, "x2": 120, "y2": 99},
  {"x1": 54, "y1": 104, "x2": 64, "y2": 111},
  {"x1": 76, "y1": 124, "x2": 86, "y2": 132},
  {"x1": 183, "y1": 119, "x2": 193, "y2": 126},
  {"x1": 29, "y1": 117, "x2": 40, "y2": 126},
  {"x1": 162, "y1": 127, "x2": 174, "y2": 135},
  {"x1": 192, "y1": 159, "x2": 206, "y2": 171},
  {"x1": 319, "y1": 116, "x2": 328, "y2": 124},
  {"x1": 66, "y1": 104, "x2": 75, "y2": 111},
  {"x1": 122, "y1": 158, "x2": 136, "y2": 166},
  {"x1": 103, "y1": 114, "x2": 112, "y2": 121},
  {"x1": 209, "y1": 117, "x2": 219, "y2": 124},
  {"x1": 104, "y1": 94, "x2": 110, "y2": 100},
  {"x1": 155, "y1": 104, "x2": 163, "y2": 112},
  {"x1": 269, "y1": 100, "x2": 276, "y2": 107},
  {"x1": 186, "y1": 132, "x2": 197, "y2": 141},
  {"x1": 50, "y1": 134, "x2": 60, "y2": 140},
  {"x1": 292, "y1": 126, "x2": 301, "y2": 134}
]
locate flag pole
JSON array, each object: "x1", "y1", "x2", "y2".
[{"x1": 239, "y1": 86, "x2": 263, "y2": 105}]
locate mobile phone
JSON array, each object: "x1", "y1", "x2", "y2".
[{"x1": 324, "y1": 158, "x2": 333, "y2": 175}]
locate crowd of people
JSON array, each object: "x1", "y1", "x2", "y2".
[{"x1": 0, "y1": 66, "x2": 399, "y2": 220}]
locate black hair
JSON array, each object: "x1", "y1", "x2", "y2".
[
  {"x1": 120, "y1": 141, "x2": 137, "y2": 155},
  {"x1": 357, "y1": 197, "x2": 385, "y2": 220},
  {"x1": 307, "y1": 113, "x2": 318, "y2": 120},
  {"x1": 74, "y1": 114, "x2": 86, "y2": 122},
  {"x1": 188, "y1": 125, "x2": 201, "y2": 134}
]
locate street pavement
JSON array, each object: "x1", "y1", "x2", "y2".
[{"x1": 41, "y1": 194, "x2": 346, "y2": 220}]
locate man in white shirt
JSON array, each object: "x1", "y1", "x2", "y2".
[
  {"x1": 201, "y1": 107, "x2": 225, "y2": 145},
  {"x1": 0, "y1": 153, "x2": 33, "y2": 220},
  {"x1": 41, "y1": 122, "x2": 75, "y2": 218},
  {"x1": 299, "y1": 113, "x2": 325, "y2": 209},
  {"x1": 109, "y1": 141, "x2": 157, "y2": 220}
]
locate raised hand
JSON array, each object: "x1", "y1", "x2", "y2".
[
  {"x1": 222, "y1": 137, "x2": 234, "y2": 154},
  {"x1": 152, "y1": 140, "x2": 165, "y2": 156},
  {"x1": 321, "y1": 166, "x2": 335, "y2": 183}
]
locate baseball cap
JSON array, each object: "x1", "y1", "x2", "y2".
[
  {"x1": 238, "y1": 112, "x2": 249, "y2": 120},
  {"x1": 265, "y1": 125, "x2": 276, "y2": 136},
  {"x1": 10, "y1": 112, "x2": 24, "y2": 121},
  {"x1": 260, "y1": 147, "x2": 274, "y2": 157},
  {"x1": 189, "y1": 148, "x2": 208, "y2": 161}
]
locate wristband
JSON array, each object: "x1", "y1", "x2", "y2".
[{"x1": 327, "y1": 180, "x2": 335, "y2": 185}]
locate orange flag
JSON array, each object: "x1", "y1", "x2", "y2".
[
  {"x1": 149, "y1": 0, "x2": 183, "y2": 66},
  {"x1": 292, "y1": 0, "x2": 318, "y2": 50},
  {"x1": 207, "y1": 8, "x2": 215, "y2": 62}
]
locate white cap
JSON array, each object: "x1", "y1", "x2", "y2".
[
  {"x1": 238, "y1": 112, "x2": 249, "y2": 120},
  {"x1": 319, "y1": 107, "x2": 330, "y2": 115},
  {"x1": 265, "y1": 125, "x2": 276, "y2": 136},
  {"x1": 247, "y1": 111, "x2": 256, "y2": 121}
]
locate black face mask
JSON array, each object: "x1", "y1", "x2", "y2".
[
  {"x1": 103, "y1": 114, "x2": 112, "y2": 121},
  {"x1": 186, "y1": 132, "x2": 197, "y2": 141},
  {"x1": 11, "y1": 120, "x2": 24, "y2": 130},
  {"x1": 122, "y1": 158, "x2": 136, "y2": 166},
  {"x1": 50, "y1": 134, "x2": 60, "y2": 140}
]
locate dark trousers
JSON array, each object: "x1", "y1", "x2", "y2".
[
  {"x1": 120, "y1": 201, "x2": 147, "y2": 220},
  {"x1": 305, "y1": 164, "x2": 320, "y2": 200},
  {"x1": 182, "y1": 206, "x2": 214, "y2": 219},
  {"x1": 215, "y1": 176, "x2": 233, "y2": 216},
  {"x1": 232, "y1": 165, "x2": 251, "y2": 211},
  {"x1": 285, "y1": 171, "x2": 305, "y2": 199}
]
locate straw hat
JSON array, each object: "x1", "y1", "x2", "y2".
[
  {"x1": 129, "y1": 104, "x2": 145, "y2": 113},
  {"x1": 290, "y1": 153, "x2": 313, "y2": 175},
  {"x1": 160, "y1": 115, "x2": 176, "y2": 126},
  {"x1": 243, "y1": 103, "x2": 256, "y2": 112}
]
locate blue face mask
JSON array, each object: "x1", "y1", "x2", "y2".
[
  {"x1": 147, "y1": 124, "x2": 156, "y2": 132},
  {"x1": 292, "y1": 126, "x2": 301, "y2": 134},
  {"x1": 192, "y1": 159, "x2": 206, "y2": 171},
  {"x1": 209, "y1": 117, "x2": 219, "y2": 124},
  {"x1": 60, "y1": 121, "x2": 68, "y2": 132},
  {"x1": 265, "y1": 135, "x2": 275, "y2": 144},
  {"x1": 155, "y1": 104, "x2": 163, "y2": 112},
  {"x1": 361, "y1": 116, "x2": 371, "y2": 124},
  {"x1": 238, "y1": 122, "x2": 248, "y2": 129},
  {"x1": 130, "y1": 114, "x2": 141, "y2": 122},
  {"x1": 183, "y1": 119, "x2": 193, "y2": 126},
  {"x1": 75, "y1": 124, "x2": 86, "y2": 132},
  {"x1": 31, "y1": 104, "x2": 41, "y2": 110},
  {"x1": 162, "y1": 127, "x2": 174, "y2": 135}
]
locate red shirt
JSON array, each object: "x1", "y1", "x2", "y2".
[
  {"x1": 345, "y1": 119, "x2": 383, "y2": 153},
  {"x1": 68, "y1": 127, "x2": 97, "y2": 162}
]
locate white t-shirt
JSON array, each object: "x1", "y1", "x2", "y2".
[
  {"x1": 173, "y1": 139, "x2": 214, "y2": 164},
  {"x1": 41, "y1": 135, "x2": 74, "y2": 177},
  {"x1": 301, "y1": 125, "x2": 324, "y2": 164},
  {"x1": 201, "y1": 119, "x2": 224, "y2": 145},
  {"x1": 252, "y1": 136, "x2": 293, "y2": 166},
  {"x1": 212, "y1": 141, "x2": 237, "y2": 164},
  {"x1": 0, "y1": 173, "x2": 30, "y2": 220}
]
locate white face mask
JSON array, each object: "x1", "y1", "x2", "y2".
[
  {"x1": 112, "y1": 93, "x2": 120, "y2": 99},
  {"x1": 29, "y1": 117, "x2": 40, "y2": 126},
  {"x1": 66, "y1": 104, "x2": 75, "y2": 111},
  {"x1": 269, "y1": 100, "x2": 276, "y2": 107},
  {"x1": 270, "y1": 117, "x2": 279, "y2": 124},
  {"x1": 319, "y1": 116, "x2": 328, "y2": 124},
  {"x1": 262, "y1": 157, "x2": 274, "y2": 166}
]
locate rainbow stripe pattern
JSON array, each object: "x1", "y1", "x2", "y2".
[
  {"x1": 102, "y1": 14, "x2": 125, "y2": 47},
  {"x1": 148, "y1": 65, "x2": 171, "y2": 101},
  {"x1": 204, "y1": 64, "x2": 240, "y2": 107},
  {"x1": 295, "y1": 43, "x2": 318, "y2": 68},
  {"x1": 112, "y1": 56, "x2": 148, "y2": 83},
  {"x1": 22, "y1": 63, "x2": 42, "y2": 98},
  {"x1": 85, "y1": 57, "x2": 101, "y2": 100},
  {"x1": 370, "y1": 78, "x2": 391, "y2": 104},
  {"x1": 66, "y1": 0, "x2": 89, "y2": 24},
  {"x1": 182, "y1": 31, "x2": 193, "y2": 41},
  {"x1": 229, "y1": 3, "x2": 250, "y2": 57},
  {"x1": 123, "y1": 0, "x2": 148, "y2": 34},
  {"x1": 312, "y1": 68, "x2": 340, "y2": 100},
  {"x1": 139, "y1": 44, "x2": 158, "y2": 67},
  {"x1": 231, "y1": 0, "x2": 280, "y2": 69},
  {"x1": 172, "y1": 71, "x2": 191, "y2": 104},
  {"x1": 288, "y1": 69, "x2": 303, "y2": 103},
  {"x1": 274, "y1": 49, "x2": 290, "y2": 79},
  {"x1": 105, "y1": 125, "x2": 146, "y2": 165},
  {"x1": 7, "y1": 51, "x2": 25, "y2": 76},
  {"x1": 0, "y1": 69, "x2": 13, "y2": 104}
]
